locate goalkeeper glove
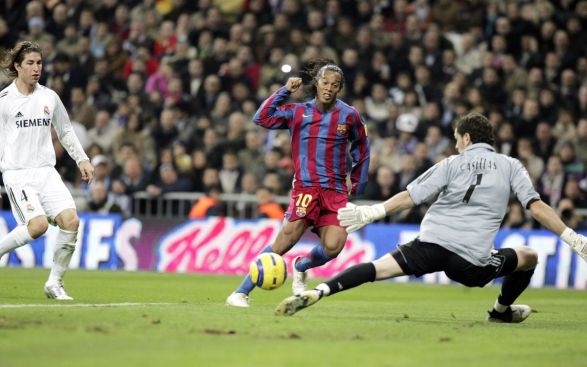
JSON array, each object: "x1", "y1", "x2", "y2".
[
  {"x1": 337, "y1": 202, "x2": 387, "y2": 233},
  {"x1": 560, "y1": 227, "x2": 587, "y2": 262}
]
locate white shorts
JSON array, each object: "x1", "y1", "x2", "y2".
[{"x1": 2, "y1": 167, "x2": 76, "y2": 225}]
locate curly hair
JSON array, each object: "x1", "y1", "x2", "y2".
[
  {"x1": 299, "y1": 58, "x2": 344, "y2": 96},
  {"x1": 454, "y1": 112, "x2": 496, "y2": 146},
  {"x1": 0, "y1": 41, "x2": 43, "y2": 79}
]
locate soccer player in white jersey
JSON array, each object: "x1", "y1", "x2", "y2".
[
  {"x1": 0, "y1": 41, "x2": 94, "y2": 300},
  {"x1": 276, "y1": 112, "x2": 587, "y2": 322}
]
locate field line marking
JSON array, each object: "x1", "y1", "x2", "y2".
[{"x1": 0, "y1": 302, "x2": 179, "y2": 309}]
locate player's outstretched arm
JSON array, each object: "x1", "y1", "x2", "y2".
[
  {"x1": 337, "y1": 191, "x2": 415, "y2": 233},
  {"x1": 528, "y1": 200, "x2": 587, "y2": 262}
]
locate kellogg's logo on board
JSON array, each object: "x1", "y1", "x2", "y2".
[{"x1": 155, "y1": 217, "x2": 377, "y2": 278}]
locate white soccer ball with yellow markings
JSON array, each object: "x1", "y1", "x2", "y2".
[{"x1": 249, "y1": 253, "x2": 288, "y2": 290}]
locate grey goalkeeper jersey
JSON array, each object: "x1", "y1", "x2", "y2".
[{"x1": 406, "y1": 143, "x2": 540, "y2": 266}]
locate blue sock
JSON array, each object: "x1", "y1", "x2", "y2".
[
  {"x1": 295, "y1": 245, "x2": 334, "y2": 272},
  {"x1": 236, "y1": 245, "x2": 273, "y2": 295}
]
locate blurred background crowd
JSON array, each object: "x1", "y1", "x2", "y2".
[{"x1": 1, "y1": 0, "x2": 586, "y2": 229}]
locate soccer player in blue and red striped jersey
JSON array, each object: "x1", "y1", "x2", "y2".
[{"x1": 226, "y1": 60, "x2": 370, "y2": 307}]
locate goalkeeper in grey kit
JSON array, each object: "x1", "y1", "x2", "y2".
[
  {"x1": 0, "y1": 41, "x2": 94, "y2": 300},
  {"x1": 276, "y1": 112, "x2": 587, "y2": 322}
]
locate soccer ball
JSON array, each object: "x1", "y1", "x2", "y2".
[{"x1": 249, "y1": 253, "x2": 288, "y2": 290}]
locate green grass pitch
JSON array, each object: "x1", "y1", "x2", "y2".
[{"x1": 1, "y1": 267, "x2": 586, "y2": 367}]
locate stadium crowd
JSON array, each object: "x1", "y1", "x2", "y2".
[{"x1": 1, "y1": 0, "x2": 586, "y2": 228}]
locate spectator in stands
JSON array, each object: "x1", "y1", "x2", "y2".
[
  {"x1": 238, "y1": 130, "x2": 265, "y2": 175},
  {"x1": 171, "y1": 141, "x2": 192, "y2": 176},
  {"x1": 218, "y1": 151, "x2": 243, "y2": 194},
  {"x1": 533, "y1": 122, "x2": 556, "y2": 164},
  {"x1": 146, "y1": 163, "x2": 192, "y2": 196},
  {"x1": 86, "y1": 181, "x2": 124, "y2": 215},
  {"x1": 424, "y1": 125, "x2": 449, "y2": 161},
  {"x1": 563, "y1": 177, "x2": 587, "y2": 209},
  {"x1": 552, "y1": 109, "x2": 576, "y2": 143},
  {"x1": 557, "y1": 198, "x2": 586, "y2": 231},
  {"x1": 113, "y1": 156, "x2": 150, "y2": 196},
  {"x1": 55, "y1": 23, "x2": 78, "y2": 59},
  {"x1": 24, "y1": 17, "x2": 54, "y2": 45},
  {"x1": 516, "y1": 137, "x2": 544, "y2": 183},
  {"x1": 87, "y1": 154, "x2": 112, "y2": 190},
  {"x1": 262, "y1": 172, "x2": 286, "y2": 196},
  {"x1": 145, "y1": 59, "x2": 174, "y2": 99},
  {"x1": 571, "y1": 118, "x2": 587, "y2": 166},
  {"x1": 378, "y1": 136, "x2": 403, "y2": 174},
  {"x1": 557, "y1": 141, "x2": 585, "y2": 180},
  {"x1": 6, "y1": 0, "x2": 587, "y2": 224},
  {"x1": 0, "y1": 17, "x2": 17, "y2": 49},
  {"x1": 538, "y1": 156, "x2": 566, "y2": 208},
  {"x1": 69, "y1": 86, "x2": 96, "y2": 130},
  {"x1": 236, "y1": 172, "x2": 259, "y2": 218},
  {"x1": 413, "y1": 142, "x2": 434, "y2": 176},
  {"x1": 201, "y1": 167, "x2": 221, "y2": 192},
  {"x1": 396, "y1": 112, "x2": 419, "y2": 155},
  {"x1": 151, "y1": 108, "x2": 179, "y2": 153},
  {"x1": 88, "y1": 109, "x2": 117, "y2": 154},
  {"x1": 224, "y1": 111, "x2": 247, "y2": 151},
  {"x1": 187, "y1": 149, "x2": 206, "y2": 192},
  {"x1": 201, "y1": 128, "x2": 224, "y2": 169},
  {"x1": 188, "y1": 185, "x2": 225, "y2": 219},
  {"x1": 365, "y1": 83, "x2": 393, "y2": 125},
  {"x1": 502, "y1": 200, "x2": 533, "y2": 230},
  {"x1": 364, "y1": 165, "x2": 400, "y2": 201},
  {"x1": 256, "y1": 186, "x2": 285, "y2": 220}
]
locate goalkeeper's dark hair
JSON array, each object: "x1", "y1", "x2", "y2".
[
  {"x1": 453, "y1": 112, "x2": 496, "y2": 146},
  {"x1": 0, "y1": 41, "x2": 43, "y2": 79},
  {"x1": 300, "y1": 58, "x2": 344, "y2": 96}
]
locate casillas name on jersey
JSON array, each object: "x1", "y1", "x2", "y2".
[{"x1": 15, "y1": 117, "x2": 52, "y2": 128}]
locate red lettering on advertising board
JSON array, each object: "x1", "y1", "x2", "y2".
[{"x1": 157, "y1": 217, "x2": 376, "y2": 277}]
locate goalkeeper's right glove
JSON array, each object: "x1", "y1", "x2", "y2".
[
  {"x1": 560, "y1": 227, "x2": 587, "y2": 262},
  {"x1": 337, "y1": 202, "x2": 387, "y2": 233}
]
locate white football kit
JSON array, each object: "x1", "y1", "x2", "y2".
[{"x1": 0, "y1": 81, "x2": 89, "y2": 224}]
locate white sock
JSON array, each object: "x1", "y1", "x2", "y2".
[
  {"x1": 0, "y1": 225, "x2": 33, "y2": 259},
  {"x1": 48, "y1": 229, "x2": 77, "y2": 284},
  {"x1": 315, "y1": 283, "x2": 331, "y2": 297},
  {"x1": 493, "y1": 300, "x2": 509, "y2": 313}
]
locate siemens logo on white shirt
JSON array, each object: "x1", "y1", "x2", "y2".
[{"x1": 15, "y1": 118, "x2": 52, "y2": 128}]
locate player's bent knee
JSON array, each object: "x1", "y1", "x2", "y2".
[
  {"x1": 515, "y1": 247, "x2": 538, "y2": 271},
  {"x1": 56, "y1": 210, "x2": 80, "y2": 232},
  {"x1": 323, "y1": 243, "x2": 343, "y2": 258},
  {"x1": 27, "y1": 217, "x2": 49, "y2": 239}
]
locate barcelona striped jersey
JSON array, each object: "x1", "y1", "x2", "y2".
[{"x1": 253, "y1": 86, "x2": 370, "y2": 195}]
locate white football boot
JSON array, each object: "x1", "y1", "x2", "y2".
[
  {"x1": 275, "y1": 290, "x2": 322, "y2": 316},
  {"x1": 225, "y1": 292, "x2": 250, "y2": 308},
  {"x1": 44, "y1": 281, "x2": 73, "y2": 301},
  {"x1": 487, "y1": 304, "x2": 532, "y2": 323},
  {"x1": 291, "y1": 256, "x2": 308, "y2": 295}
]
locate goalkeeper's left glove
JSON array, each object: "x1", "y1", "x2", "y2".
[
  {"x1": 560, "y1": 227, "x2": 587, "y2": 262},
  {"x1": 337, "y1": 202, "x2": 387, "y2": 233}
]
